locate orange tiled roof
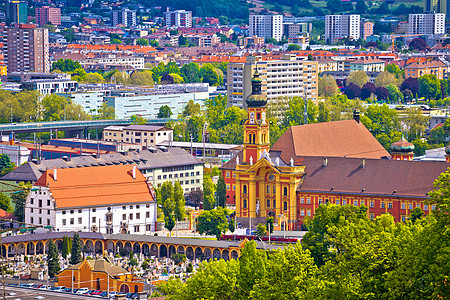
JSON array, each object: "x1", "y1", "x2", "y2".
[
  {"x1": 35, "y1": 164, "x2": 155, "y2": 209},
  {"x1": 67, "y1": 44, "x2": 157, "y2": 53}
]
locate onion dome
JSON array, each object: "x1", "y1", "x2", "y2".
[
  {"x1": 391, "y1": 136, "x2": 415, "y2": 153},
  {"x1": 246, "y1": 69, "x2": 267, "y2": 107},
  {"x1": 445, "y1": 144, "x2": 450, "y2": 155}
]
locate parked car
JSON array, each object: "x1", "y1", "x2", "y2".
[
  {"x1": 99, "y1": 291, "x2": 108, "y2": 297},
  {"x1": 63, "y1": 288, "x2": 72, "y2": 293},
  {"x1": 92, "y1": 290, "x2": 102, "y2": 295},
  {"x1": 53, "y1": 286, "x2": 65, "y2": 292},
  {"x1": 76, "y1": 288, "x2": 90, "y2": 294}
]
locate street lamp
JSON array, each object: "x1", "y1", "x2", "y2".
[{"x1": 46, "y1": 257, "x2": 53, "y2": 289}]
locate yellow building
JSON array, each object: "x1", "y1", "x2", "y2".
[
  {"x1": 404, "y1": 60, "x2": 447, "y2": 79},
  {"x1": 0, "y1": 63, "x2": 6, "y2": 76},
  {"x1": 57, "y1": 257, "x2": 144, "y2": 293}
]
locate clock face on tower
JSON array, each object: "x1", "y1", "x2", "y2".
[{"x1": 250, "y1": 112, "x2": 255, "y2": 124}]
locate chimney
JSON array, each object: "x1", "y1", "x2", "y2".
[
  {"x1": 322, "y1": 158, "x2": 328, "y2": 167},
  {"x1": 353, "y1": 109, "x2": 360, "y2": 123},
  {"x1": 54, "y1": 168, "x2": 57, "y2": 181},
  {"x1": 361, "y1": 159, "x2": 366, "y2": 169},
  {"x1": 132, "y1": 165, "x2": 136, "y2": 179}
]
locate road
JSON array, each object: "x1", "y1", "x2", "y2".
[{"x1": 1, "y1": 286, "x2": 97, "y2": 300}]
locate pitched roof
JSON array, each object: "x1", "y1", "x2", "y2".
[
  {"x1": 63, "y1": 258, "x2": 128, "y2": 275},
  {"x1": 35, "y1": 164, "x2": 155, "y2": 209},
  {"x1": 0, "y1": 162, "x2": 42, "y2": 182},
  {"x1": 271, "y1": 119, "x2": 390, "y2": 162},
  {"x1": 298, "y1": 156, "x2": 449, "y2": 198}
]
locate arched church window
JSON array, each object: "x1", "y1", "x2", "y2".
[
  {"x1": 273, "y1": 199, "x2": 276, "y2": 208},
  {"x1": 267, "y1": 185, "x2": 270, "y2": 194},
  {"x1": 267, "y1": 199, "x2": 270, "y2": 207},
  {"x1": 243, "y1": 199, "x2": 247, "y2": 209},
  {"x1": 283, "y1": 187, "x2": 288, "y2": 196},
  {"x1": 243, "y1": 185, "x2": 247, "y2": 194},
  {"x1": 284, "y1": 201, "x2": 288, "y2": 211}
]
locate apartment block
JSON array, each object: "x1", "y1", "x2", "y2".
[
  {"x1": 112, "y1": 8, "x2": 137, "y2": 27},
  {"x1": 227, "y1": 54, "x2": 318, "y2": 108},
  {"x1": 249, "y1": 14, "x2": 283, "y2": 42},
  {"x1": 360, "y1": 21, "x2": 374, "y2": 40},
  {"x1": 4, "y1": 24, "x2": 50, "y2": 73},
  {"x1": 283, "y1": 22, "x2": 308, "y2": 38},
  {"x1": 164, "y1": 10, "x2": 192, "y2": 28},
  {"x1": 325, "y1": 14, "x2": 360, "y2": 43},
  {"x1": 35, "y1": 6, "x2": 61, "y2": 26},
  {"x1": 424, "y1": 0, "x2": 450, "y2": 18},
  {"x1": 408, "y1": 12, "x2": 445, "y2": 35},
  {"x1": 6, "y1": 0, "x2": 27, "y2": 24},
  {"x1": 103, "y1": 125, "x2": 173, "y2": 147}
]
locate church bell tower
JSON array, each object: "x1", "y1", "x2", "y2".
[{"x1": 243, "y1": 70, "x2": 270, "y2": 164}]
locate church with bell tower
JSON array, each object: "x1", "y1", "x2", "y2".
[{"x1": 233, "y1": 70, "x2": 306, "y2": 230}]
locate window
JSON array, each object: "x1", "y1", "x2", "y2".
[
  {"x1": 343, "y1": 200, "x2": 347, "y2": 205},
  {"x1": 307, "y1": 210, "x2": 311, "y2": 216},
  {"x1": 191, "y1": 172, "x2": 194, "y2": 176},
  {"x1": 38, "y1": 199, "x2": 42, "y2": 207},
  {"x1": 401, "y1": 216, "x2": 406, "y2": 222},
  {"x1": 319, "y1": 198, "x2": 323, "y2": 205},
  {"x1": 146, "y1": 212, "x2": 150, "y2": 218},
  {"x1": 273, "y1": 186, "x2": 276, "y2": 194},
  {"x1": 360, "y1": 201, "x2": 365, "y2": 207},
  {"x1": 129, "y1": 214, "x2": 133, "y2": 220},
  {"x1": 243, "y1": 199, "x2": 247, "y2": 208},
  {"x1": 307, "y1": 198, "x2": 311, "y2": 204},
  {"x1": 267, "y1": 185, "x2": 270, "y2": 194},
  {"x1": 70, "y1": 218, "x2": 74, "y2": 225},
  {"x1": 185, "y1": 172, "x2": 189, "y2": 177},
  {"x1": 416, "y1": 203, "x2": 421, "y2": 208},
  {"x1": 370, "y1": 201, "x2": 374, "y2": 208},
  {"x1": 300, "y1": 210, "x2": 304, "y2": 216},
  {"x1": 130, "y1": 206, "x2": 133, "y2": 209},
  {"x1": 401, "y1": 203, "x2": 406, "y2": 209},
  {"x1": 370, "y1": 213, "x2": 374, "y2": 220},
  {"x1": 30, "y1": 198, "x2": 34, "y2": 204},
  {"x1": 136, "y1": 213, "x2": 140, "y2": 219},
  {"x1": 163, "y1": 175, "x2": 167, "y2": 179},
  {"x1": 31, "y1": 217, "x2": 34, "y2": 224},
  {"x1": 432, "y1": 205, "x2": 436, "y2": 210},
  {"x1": 273, "y1": 199, "x2": 276, "y2": 208},
  {"x1": 424, "y1": 204, "x2": 428, "y2": 211},
  {"x1": 31, "y1": 208, "x2": 34, "y2": 213},
  {"x1": 185, "y1": 180, "x2": 189, "y2": 185},
  {"x1": 196, "y1": 171, "x2": 200, "y2": 176},
  {"x1": 92, "y1": 217, "x2": 96, "y2": 223},
  {"x1": 300, "y1": 197, "x2": 304, "y2": 204},
  {"x1": 47, "y1": 200, "x2": 50, "y2": 206},
  {"x1": 354, "y1": 200, "x2": 358, "y2": 206},
  {"x1": 78, "y1": 217, "x2": 82, "y2": 224},
  {"x1": 136, "y1": 205, "x2": 140, "y2": 209},
  {"x1": 381, "y1": 202, "x2": 385, "y2": 208},
  {"x1": 267, "y1": 199, "x2": 270, "y2": 207},
  {"x1": 123, "y1": 206, "x2": 126, "y2": 210},
  {"x1": 78, "y1": 209, "x2": 82, "y2": 213},
  {"x1": 47, "y1": 210, "x2": 50, "y2": 215},
  {"x1": 243, "y1": 185, "x2": 247, "y2": 194},
  {"x1": 157, "y1": 175, "x2": 161, "y2": 180},
  {"x1": 106, "y1": 214, "x2": 112, "y2": 222},
  {"x1": 283, "y1": 201, "x2": 288, "y2": 211},
  {"x1": 336, "y1": 199, "x2": 340, "y2": 205},
  {"x1": 62, "y1": 219, "x2": 66, "y2": 226},
  {"x1": 283, "y1": 187, "x2": 288, "y2": 196},
  {"x1": 92, "y1": 208, "x2": 96, "y2": 212},
  {"x1": 123, "y1": 214, "x2": 126, "y2": 220},
  {"x1": 388, "y1": 202, "x2": 393, "y2": 209},
  {"x1": 226, "y1": 184, "x2": 230, "y2": 191},
  {"x1": 409, "y1": 204, "x2": 413, "y2": 210},
  {"x1": 134, "y1": 225, "x2": 140, "y2": 232},
  {"x1": 47, "y1": 219, "x2": 50, "y2": 226}
]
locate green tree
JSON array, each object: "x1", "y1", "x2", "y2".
[
  {"x1": 216, "y1": 174, "x2": 226, "y2": 207},
  {"x1": 266, "y1": 216, "x2": 274, "y2": 234},
  {"x1": 157, "y1": 105, "x2": 173, "y2": 118},
  {"x1": 0, "y1": 154, "x2": 13, "y2": 172},
  {"x1": 51, "y1": 59, "x2": 82, "y2": 72},
  {"x1": 130, "y1": 115, "x2": 147, "y2": 125},
  {"x1": 203, "y1": 176, "x2": 216, "y2": 210},
  {"x1": 61, "y1": 236, "x2": 71, "y2": 259},
  {"x1": 375, "y1": 71, "x2": 398, "y2": 88},
  {"x1": 386, "y1": 83, "x2": 403, "y2": 103},
  {"x1": 0, "y1": 193, "x2": 12, "y2": 213},
  {"x1": 136, "y1": 38, "x2": 149, "y2": 46},
  {"x1": 130, "y1": 70, "x2": 154, "y2": 85},
  {"x1": 173, "y1": 181, "x2": 185, "y2": 221},
  {"x1": 287, "y1": 44, "x2": 302, "y2": 51},
  {"x1": 181, "y1": 63, "x2": 201, "y2": 83},
  {"x1": 429, "y1": 126, "x2": 445, "y2": 144},
  {"x1": 256, "y1": 223, "x2": 267, "y2": 238},
  {"x1": 402, "y1": 107, "x2": 430, "y2": 141},
  {"x1": 178, "y1": 34, "x2": 188, "y2": 46},
  {"x1": 47, "y1": 239, "x2": 60, "y2": 278},
  {"x1": 81, "y1": 73, "x2": 105, "y2": 84},
  {"x1": 171, "y1": 253, "x2": 186, "y2": 265},
  {"x1": 70, "y1": 232, "x2": 82, "y2": 265},
  {"x1": 418, "y1": 74, "x2": 441, "y2": 99},
  {"x1": 347, "y1": 70, "x2": 369, "y2": 88},
  {"x1": 409, "y1": 207, "x2": 424, "y2": 223},
  {"x1": 11, "y1": 182, "x2": 31, "y2": 222},
  {"x1": 97, "y1": 103, "x2": 115, "y2": 119},
  {"x1": 196, "y1": 207, "x2": 230, "y2": 239},
  {"x1": 317, "y1": 102, "x2": 330, "y2": 123},
  {"x1": 385, "y1": 63, "x2": 403, "y2": 78},
  {"x1": 170, "y1": 73, "x2": 184, "y2": 84},
  {"x1": 318, "y1": 74, "x2": 339, "y2": 98}
]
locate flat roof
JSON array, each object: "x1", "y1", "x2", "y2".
[{"x1": 157, "y1": 141, "x2": 241, "y2": 151}]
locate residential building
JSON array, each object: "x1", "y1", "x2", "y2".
[
  {"x1": 164, "y1": 10, "x2": 192, "y2": 28},
  {"x1": 21, "y1": 79, "x2": 78, "y2": 95},
  {"x1": 360, "y1": 21, "x2": 374, "y2": 40},
  {"x1": 25, "y1": 164, "x2": 158, "y2": 234},
  {"x1": 325, "y1": 14, "x2": 361, "y2": 43},
  {"x1": 58, "y1": 90, "x2": 107, "y2": 114},
  {"x1": 243, "y1": 36, "x2": 264, "y2": 47},
  {"x1": 317, "y1": 58, "x2": 341, "y2": 73},
  {"x1": 249, "y1": 14, "x2": 283, "y2": 42},
  {"x1": 424, "y1": 0, "x2": 450, "y2": 18},
  {"x1": 35, "y1": 6, "x2": 61, "y2": 26},
  {"x1": 344, "y1": 58, "x2": 385, "y2": 72},
  {"x1": 227, "y1": 54, "x2": 318, "y2": 108},
  {"x1": 221, "y1": 72, "x2": 449, "y2": 229},
  {"x1": 4, "y1": 24, "x2": 50, "y2": 73},
  {"x1": 6, "y1": 0, "x2": 27, "y2": 24},
  {"x1": 287, "y1": 36, "x2": 309, "y2": 47},
  {"x1": 404, "y1": 60, "x2": 447, "y2": 79},
  {"x1": 103, "y1": 125, "x2": 173, "y2": 147},
  {"x1": 105, "y1": 84, "x2": 209, "y2": 119},
  {"x1": 408, "y1": 12, "x2": 445, "y2": 35},
  {"x1": 57, "y1": 257, "x2": 144, "y2": 293},
  {"x1": 0, "y1": 63, "x2": 7, "y2": 76},
  {"x1": 0, "y1": 143, "x2": 30, "y2": 165},
  {"x1": 283, "y1": 23, "x2": 308, "y2": 38},
  {"x1": 111, "y1": 8, "x2": 137, "y2": 27},
  {"x1": 83, "y1": 56, "x2": 144, "y2": 70}
]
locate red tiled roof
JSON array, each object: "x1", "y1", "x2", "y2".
[{"x1": 35, "y1": 165, "x2": 154, "y2": 209}]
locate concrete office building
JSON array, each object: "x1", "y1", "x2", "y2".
[
  {"x1": 424, "y1": 0, "x2": 450, "y2": 18},
  {"x1": 249, "y1": 14, "x2": 283, "y2": 42},
  {"x1": 408, "y1": 12, "x2": 445, "y2": 35},
  {"x1": 103, "y1": 125, "x2": 173, "y2": 147},
  {"x1": 6, "y1": 0, "x2": 27, "y2": 24},
  {"x1": 112, "y1": 8, "x2": 137, "y2": 27},
  {"x1": 283, "y1": 23, "x2": 308, "y2": 38},
  {"x1": 4, "y1": 24, "x2": 50, "y2": 73},
  {"x1": 58, "y1": 91, "x2": 107, "y2": 115},
  {"x1": 35, "y1": 6, "x2": 61, "y2": 26},
  {"x1": 164, "y1": 10, "x2": 192, "y2": 28},
  {"x1": 227, "y1": 54, "x2": 318, "y2": 108},
  {"x1": 325, "y1": 14, "x2": 360, "y2": 43}
]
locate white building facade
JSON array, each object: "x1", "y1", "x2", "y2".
[
  {"x1": 249, "y1": 14, "x2": 283, "y2": 42},
  {"x1": 325, "y1": 14, "x2": 361, "y2": 43},
  {"x1": 164, "y1": 10, "x2": 192, "y2": 28},
  {"x1": 408, "y1": 12, "x2": 445, "y2": 35}
]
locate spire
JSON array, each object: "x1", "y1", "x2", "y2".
[{"x1": 246, "y1": 68, "x2": 267, "y2": 107}]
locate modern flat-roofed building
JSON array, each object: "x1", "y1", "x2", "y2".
[
  {"x1": 112, "y1": 8, "x2": 137, "y2": 27},
  {"x1": 227, "y1": 54, "x2": 318, "y2": 108},
  {"x1": 6, "y1": 0, "x2": 27, "y2": 24},
  {"x1": 4, "y1": 24, "x2": 49, "y2": 73},
  {"x1": 164, "y1": 10, "x2": 192, "y2": 28},
  {"x1": 408, "y1": 12, "x2": 445, "y2": 35},
  {"x1": 25, "y1": 164, "x2": 157, "y2": 234},
  {"x1": 325, "y1": 14, "x2": 360, "y2": 43},
  {"x1": 249, "y1": 14, "x2": 283, "y2": 42},
  {"x1": 103, "y1": 125, "x2": 173, "y2": 147},
  {"x1": 35, "y1": 6, "x2": 61, "y2": 26}
]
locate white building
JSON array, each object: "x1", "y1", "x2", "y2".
[
  {"x1": 58, "y1": 90, "x2": 107, "y2": 115},
  {"x1": 83, "y1": 56, "x2": 145, "y2": 70},
  {"x1": 325, "y1": 14, "x2": 360, "y2": 43},
  {"x1": 408, "y1": 12, "x2": 445, "y2": 35},
  {"x1": 0, "y1": 143, "x2": 31, "y2": 166},
  {"x1": 25, "y1": 164, "x2": 157, "y2": 234},
  {"x1": 112, "y1": 8, "x2": 137, "y2": 27},
  {"x1": 103, "y1": 125, "x2": 173, "y2": 147},
  {"x1": 249, "y1": 14, "x2": 283, "y2": 42},
  {"x1": 21, "y1": 79, "x2": 78, "y2": 95},
  {"x1": 106, "y1": 84, "x2": 209, "y2": 119},
  {"x1": 164, "y1": 10, "x2": 192, "y2": 28}
]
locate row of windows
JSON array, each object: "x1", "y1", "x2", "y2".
[
  {"x1": 299, "y1": 197, "x2": 437, "y2": 210},
  {"x1": 162, "y1": 165, "x2": 195, "y2": 173},
  {"x1": 157, "y1": 171, "x2": 199, "y2": 180},
  {"x1": 30, "y1": 217, "x2": 50, "y2": 226},
  {"x1": 241, "y1": 185, "x2": 288, "y2": 196},
  {"x1": 242, "y1": 199, "x2": 289, "y2": 211},
  {"x1": 121, "y1": 211, "x2": 152, "y2": 221},
  {"x1": 30, "y1": 208, "x2": 50, "y2": 215},
  {"x1": 30, "y1": 198, "x2": 50, "y2": 207}
]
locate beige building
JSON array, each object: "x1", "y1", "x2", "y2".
[
  {"x1": 103, "y1": 125, "x2": 173, "y2": 147},
  {"x1": 227, "y1": 54, "x2": 318, "y2": 107},
  {"x1": 4, "y1": 24, "x2": 49, "y2": 73}
]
